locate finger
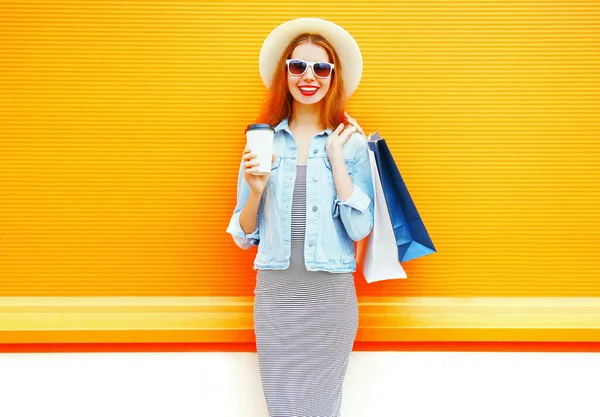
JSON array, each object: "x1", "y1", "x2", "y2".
[
  {"x1": 345, "y1": 114, "x2": 359, "y2": 127},
  {"x1": 340, "y1": 127, "x2": 356, "y2": 142},
  {"x1": 343, "y1": 124, "x2": 357, "y2": 136},
  {"x1": 344, "y1": 112, "x2": 364, "y2": 133},
  {"x1": 335, "y1": 123, "x2": 344, "y2": 134},
  {"x1": 243, "y1": 152, "x2": 256, "y2": 161},
  {"x1": 354, "y1": 124, "x2": 365, "y2": 135},
  {"x1": 348, "y1": 119, "x2": 364, "y2": 135}
]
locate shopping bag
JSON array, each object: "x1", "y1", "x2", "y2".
[
  {"x1": 356, "y1": 136, "x2": 408, "y2": 283},
  {"x1": 371, "y1": 133, "x2": 437, "y2": 262},
  {"x1": 344, "y1": 114, "x2": 436, "y2": 282}
]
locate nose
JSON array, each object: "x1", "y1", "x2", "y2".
[{"x1": 303, "y1": 66, "x2": 315, "y2": 81}]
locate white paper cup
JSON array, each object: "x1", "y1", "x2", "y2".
[{"x1": 245, "y1": 124, "x2": 274, "y2": 176}]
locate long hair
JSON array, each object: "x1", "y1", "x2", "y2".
[{"x1": 255, "y1": 33, "x2": 348, "y2": 129}]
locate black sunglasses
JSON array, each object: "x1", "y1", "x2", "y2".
[{"x1": 286, "y1": 59, "x2": 335, "y2": 78}]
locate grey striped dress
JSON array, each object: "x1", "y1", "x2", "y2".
[{"x1": 253, "y1": 164, "x2": 359, "y2": 417}]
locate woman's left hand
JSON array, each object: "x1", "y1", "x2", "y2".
[{"x1": 326, "y1": 122, "x2": 357, "y2": 155}]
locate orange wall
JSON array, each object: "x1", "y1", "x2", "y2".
[{"x1": 2, "y1": 0, "x2": 599, "y2": 302}]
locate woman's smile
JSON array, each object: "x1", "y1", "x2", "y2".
[{"x1": 299, "y1": 86, "x2": 319, "y2": 96}]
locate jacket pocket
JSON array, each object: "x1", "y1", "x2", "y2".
[
  {"x1": 323, "y1": 157, "x2": 354, "y2": 185},
  {"x1": 271, "y1": 156, "x2": 282, "y2": 170},
  {"x1": 267, "y1": 156, "x2": 282, "y2": 191},
  {"x1": 332, "y1": 216, "x2": 355, "y2": 262}
]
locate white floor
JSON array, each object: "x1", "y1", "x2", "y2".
[{"x1": 1, "y1": 351, "x2": 598, "y2": 417}]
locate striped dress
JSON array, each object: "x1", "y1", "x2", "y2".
[{"x1": 253, "y1": 163, "x2": 359, "y2": 417}]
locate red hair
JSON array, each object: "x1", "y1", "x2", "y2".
[{"x1": 255, "y1": 33, "x2": 348, "y2": 129}]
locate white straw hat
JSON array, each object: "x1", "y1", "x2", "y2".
[{"x1": 259, "y1": 17, "x2": 363, "y2": 98}]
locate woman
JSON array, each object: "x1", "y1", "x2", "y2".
[{"x1": 226, "y1": 18, "x2": 374, "y2": 417}]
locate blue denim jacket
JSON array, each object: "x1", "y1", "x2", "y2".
[{"x1": 226, "y1": 117, "x2": 374, "y2": 273}]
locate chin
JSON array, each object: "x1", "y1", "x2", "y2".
[{"x1": 294, "y1": 92, "x2": 325, "y2": 104}]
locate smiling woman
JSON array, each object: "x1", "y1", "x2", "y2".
[
  {"x1": 255, "y1": 29, "x2": 353, "y2": 130},
  {"x1": 226, "y1": 17, "x2": 372, "y2": 417}
]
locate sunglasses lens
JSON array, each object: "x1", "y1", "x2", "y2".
[
  {"x1": 289, "y1": 60, "x2": 307, "y2": 75},
  {"x1": 314, "y1": 63, "x2": 332, "y2": 77}
]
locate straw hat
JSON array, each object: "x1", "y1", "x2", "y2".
[{"x1": 258, "y1": 17, "x2": 363, "y2": 98}]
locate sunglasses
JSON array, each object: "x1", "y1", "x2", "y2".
[{"x1": 286, "y1": 59, "x2": 335, "y2": 78}]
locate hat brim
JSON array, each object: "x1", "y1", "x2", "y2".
[{"x1": 259, "y1": 18, "x2": 363, "y2": 98}]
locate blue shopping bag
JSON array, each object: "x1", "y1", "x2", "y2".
[{"x1": 368, "y1": 132, "x2": 437, "y2": 262}]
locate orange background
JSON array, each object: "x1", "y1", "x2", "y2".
[{"x1": 1, "y1": 1, "x2": 600, "y2": 350}]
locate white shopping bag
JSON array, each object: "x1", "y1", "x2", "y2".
[{"x1": 356, "y1": 137, "x2": 407, "y2": 283}]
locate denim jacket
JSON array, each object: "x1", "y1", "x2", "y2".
[{"x1": 226, "y1": 117, "x2": 374, "y2": 273}]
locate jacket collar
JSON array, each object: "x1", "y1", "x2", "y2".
[{"x1": 274, "y1": 117, "x2": 333, "y2": 137}]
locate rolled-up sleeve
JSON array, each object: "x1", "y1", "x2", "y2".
[
  {"x1": 332, "y1": 135, "x2": 375, "y2": 241},
  {"x1": 226, "y1": 155, "x2": 260, "y2": 250}
]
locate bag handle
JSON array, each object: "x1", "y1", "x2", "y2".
[
  {"x1": 344, "y1": 111, "x2": 364, "y2": 135},
  {"x1": 344, "y1": 111, "x2": 373, "y2": 141}
]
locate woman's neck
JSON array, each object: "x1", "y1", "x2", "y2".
[{"x1": 289, "y1": 102, "x2": 325, "y2": 132}]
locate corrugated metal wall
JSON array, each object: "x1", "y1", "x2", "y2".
[{"x1": 2, "y1": 1, "x2": 599, "y2": 302}]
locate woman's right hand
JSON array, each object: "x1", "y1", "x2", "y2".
[{"x1": 243, "y1": 148, "x2": 276, "y2": 196}]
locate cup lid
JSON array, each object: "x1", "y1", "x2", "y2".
[{"x1": 245, "y1": 123, "x2": 274, "y2": 133}]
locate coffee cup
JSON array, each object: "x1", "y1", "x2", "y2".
[{"x1": 245, "y1": 124, "x2": 274, "y2": 176}]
